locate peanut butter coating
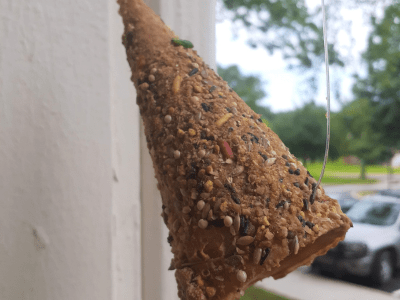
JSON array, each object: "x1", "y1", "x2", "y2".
[{"x1": 117, "y1": 1, "x2": 352, "y2": 299}]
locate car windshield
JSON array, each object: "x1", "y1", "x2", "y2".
[{"x1": 346, "y1": 200, "x2": 400, "y2": 226}]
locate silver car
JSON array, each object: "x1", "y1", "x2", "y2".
[{"x1": 313, "y1": 194, "x2": 400, "y2": 286}]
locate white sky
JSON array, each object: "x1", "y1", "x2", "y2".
[{"x1": 215, "y1": 1, "x2": 374, "y2": 113}]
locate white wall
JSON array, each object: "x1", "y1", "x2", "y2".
[
  {"x1": 0, "y1": 0, "x2": 214, "y2": 299},
  {"x1": 0, "y1": 0, "x2": 141, "y2": 299}
]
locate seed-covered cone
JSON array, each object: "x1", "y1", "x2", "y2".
[{"x1": 117, "y1": 0, "x2": 352, "y2": 299}]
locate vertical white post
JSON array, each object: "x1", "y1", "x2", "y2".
[
  {"x1": 0, "y1": 0, "x2": 142, "y2": 299},
  {"x1": 140, "y1": 0, "x2": 216, "y2": 299}
]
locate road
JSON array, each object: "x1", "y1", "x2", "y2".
[
  {"x1": 323, "y1": 174, "x2": 400, "y2": 195},
  {"x1": 306, "y1": 266, "x2": 400, "y2": 294},
  {"x1": 257, "y1": 267, "x2": 396, "y2": 300}
]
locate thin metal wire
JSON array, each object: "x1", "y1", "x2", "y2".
[{"x1": 311, "y1": 0, "x2": 331, "y2": 202}]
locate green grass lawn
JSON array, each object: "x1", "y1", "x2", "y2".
[
  {"x1": 321, "y1": 176, "x2": 378, "y2": 185},
  {"x1": 241, "y1": 286, "x2": 289, "y2": 300},
  {"x1": 305, "y1": 161, "x2": 400, "y2": 178}
]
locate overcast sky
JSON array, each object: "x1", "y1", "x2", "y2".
[{"x1": 215, "y1": 0, "x2": 374, "y2": 113}]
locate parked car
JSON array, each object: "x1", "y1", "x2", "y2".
[
  {"x1": 378, "y1": 189, "x2": 400, "y2": 199},
  {"x1": 327, "y1": 192, "x2": 358, "y2": 213},
  {"x1": 313, "y1": 194, "x2": 400, "y2": 286}
]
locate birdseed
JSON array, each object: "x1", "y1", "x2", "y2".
[
  {"x1": 174, "y1": 150, "x2": 181, "y2": 159},
  {"x1": 202, "y1": 203, "x2": 211, "y2": 219},
  {"x1": 198, "y1": 219, "x2": 208, "y2": 229},
  {"x1": 224, "y1": 216, "x2": 233, "y2": 227},
  {"x1": 164, "y1": 115, "x2": 172, "y2": 123},
  {"x1": 197, "y1": 200, "x2": 205, "y2": 210},
  {"x1": 260, "y1": 248, "x2": 271, "y2": 266},
  {"x1": 253, "y1": 247, "x2": 262, "y2": 265},
  {"x1": 303, "y1": 198, "x2": 309, "y2": 211},
  {"x1": 189, "y1": 68, "x2": 199, "y2": 76},
  {"x1": 234, "y1": 215, "x2": 240, "y2": 232},
  {"x1": 236, "y1": 236, "x2": 254, "y2": 246},
  {"x1": 236, "y1": 270, "x2": 247, "y2": 283}
]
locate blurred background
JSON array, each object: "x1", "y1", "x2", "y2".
[{"x1": 215, "y1": 0, "x2": 400, "y2": 299}]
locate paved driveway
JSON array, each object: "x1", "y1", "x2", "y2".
[
  {"x1": 323, "y1": 174, "x2": 400, "y2": 195},
  {"x1": 257, "y1": 267, "x2": 396, "y2": 300}
]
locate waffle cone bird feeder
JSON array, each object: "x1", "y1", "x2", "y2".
[{"x1": 117, "y1": 0, "x2": 352, "y2": 299}]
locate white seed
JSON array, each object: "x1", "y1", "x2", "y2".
[
  {"x1": 253, "y1": 248, "x2": 262, "y2": 265},
  {"x1": 236, "y1": 270, "x2": 247, "y2": 283},
  {"x1": 198, "y1": 219, "x2": 208, "y2": 229},
  {"x1": 198, "y1": 149, "x2": 206, "y2": 158},
  {"x1": 224, "y1": 216, "x2": 233, "y2": 227},
  {"x1": 148, "y1": 74, "x2": 155, "y2": 82},
  {"x1": 197, "y1": 200, "x2": 205, "y2": 210},
  {"x1": 191, "y1": 63, "x2": 199, "y2": 68},
  {"x1": 174, "y1": 150, "x2": 181, "y2": 159},
  {"x1": 164, "y1": 115, "x2": 172, "y2": 123},
  {"x1": 150, "y1": 68, "x2": 157, "y2": 74},
  {"x1": 182, "y1": 206, "x2": 191, "y2": 214},
  {"x1": 267, "y1": 158, "x2": 277, "y2": 165}
]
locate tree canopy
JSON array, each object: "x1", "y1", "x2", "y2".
[
  {"x1": 270, "y1": 102, "x2": 328, "y2": 161},
  {"x1": 353, "y1": 3, "x2": 400, "y2": 149},
  {"x1": 221, "y1": 0, "x2": 344, "y2": 69},
  {"x1": 217, "y1": 64, "x2": 274, "y2": 121}
]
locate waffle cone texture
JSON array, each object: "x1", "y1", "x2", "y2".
[{"x1": 117, "y1": 1, "x2": 352, "y2": 299}]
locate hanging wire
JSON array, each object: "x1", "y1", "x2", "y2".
[{"x1": 311, "y1": 0, "x2": 331, "y2": 203}]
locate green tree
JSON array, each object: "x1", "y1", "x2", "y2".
[
  {"x1": 270, "y1": 102, "x2": 331, "y2": 162},
  {"x1": 220, "y1": 0, "x2": 344, "y2": 69},
  {"x1": 217, "y1": 64, "x2": 274, "y2": 121},
  {"x1": 353, "y1": 4, "x2": 400, "y2": 149},
  {"x1": 335, "y1": 98, "x2": 391, "y2": 179}
]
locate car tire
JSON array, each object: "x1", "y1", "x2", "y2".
[
  {"x1": 371, "y1": 251, "x2": 394, "y2": 286},
  {"x1": 310, "y1": 263, "x2": 320, "y2": 274}
]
